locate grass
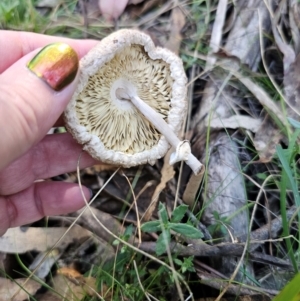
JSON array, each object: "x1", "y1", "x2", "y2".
[{"x1": 1, "y1": 0, "x2": 300, "y2": 300}]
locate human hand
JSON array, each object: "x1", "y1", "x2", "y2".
[{"x1": 0, "y1": 31, "x2": 99, "y2": 235}]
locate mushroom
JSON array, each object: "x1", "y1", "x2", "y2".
[{"x1": 64, "y1": 29, "x2": 203, "y2": 175}]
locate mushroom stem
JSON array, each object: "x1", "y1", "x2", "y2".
[{"x1": 116, "y1": 88, "x2": 203, "y2": 175}]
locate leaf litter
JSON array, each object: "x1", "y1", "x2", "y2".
[{"x1": 2, "y1": 0, "x2": 300, "y2": 300}]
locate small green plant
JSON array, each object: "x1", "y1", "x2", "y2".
[
  {"x1": 173, "y1": 256, "x2": 195, "y2": 274},
  {"x1": 90, "y1": 223, "x2": 182, "y2": 301},
  {"x1": 92, "y1": 225, "x2": 147, "y2": 301},
  {"x1": 275, "y1": 117, "x2": 300, "y2": 272},
  {"x1": 141, "y1": 203, "x2": 203, "y2": 255},
  {"x1": 0, "y1": 0, "x2": 19, "y2": 26},
  {"x1": 207, "y1": 211, "x2": 230, "y2": 237}
]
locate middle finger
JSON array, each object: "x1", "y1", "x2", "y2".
[{"x1": 0, "y1": 132, "x2": 98, "y2": 195}]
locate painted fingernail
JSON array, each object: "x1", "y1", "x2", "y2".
[{"x1": 27, "y1": 43, "x2": 79, "y2": 91}]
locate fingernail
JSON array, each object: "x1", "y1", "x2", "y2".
[
  {"x1": 88, "y1": 188, "x2": 94, "y2": 200},
  {"x1": 27, "y1": 43, "x2": 79, "y2": 91}
]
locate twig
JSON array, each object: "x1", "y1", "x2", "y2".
[
  {"x1": 138, "y1": 241, "x2": 292, "y2": 269},
  {"x1": 197, "y1": 270, "x2": 277, "y2": 297},
  {"x1": 205, "y1": 0, "x2": 228, "y2": 71}
]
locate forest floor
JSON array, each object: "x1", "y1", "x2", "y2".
[{"x1": 0, "y1": 0, "x2": 300, "y2": 300}]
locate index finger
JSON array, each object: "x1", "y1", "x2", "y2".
[{"x1": 0, "y1": 30, "x2": 99, "y2": 73}]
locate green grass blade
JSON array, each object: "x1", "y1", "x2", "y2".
[
  {"x1": 273, "y1": 273, "x2": 300, "y2": 301},
  {"x1": 279, "y1": 168, "x2": 298, "y2": 272},
  {"x1": 276, "y1": 145, "x2": 300, "y2": 217}
]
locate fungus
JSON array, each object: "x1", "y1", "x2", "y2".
[{"x1": 64, "y1": 29, "x2": 203, "y2": 175}]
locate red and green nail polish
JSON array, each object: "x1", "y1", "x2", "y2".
[{"x1": 27, "y1": 43, "x2": 79, "y2": 91}]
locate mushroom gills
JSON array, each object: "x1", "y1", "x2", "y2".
[{"x1": 75, "y1": 45, "x2": 172, "y2": 154}]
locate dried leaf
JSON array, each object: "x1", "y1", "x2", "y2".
[
  {"x1": 283, "y1": 54, "x2": 300, "y2": 121},
  {"x1": 269, "y1": 5, "x2": 300, "y2": 124},
  {"x1": 290, "y1": 2, "x2": 300, "y2": 54},
  {"x1": 193, "y1": 1, "x2": 270, "y2": 132},
  {"x1": 85, "y1": 163, "x2": 118, "y2": 174},
  {"x1": 72, "y1": 207, "x2": 124, "y2": 245},
  {"x1": 57, "y1": 266, "x2": 82, "y2": 278},
  {"x1": 54, "y1": 267, "x2": 98, "y2": 300},
  {"x1": 254, "y1": 116, "x2": 283, "y2": 162},
  {"x1": 143, "y1": 150, "x2": 175, "y2": 222},
  {"x1": 165, "y1": 7, "x2": 186, "y2": 54},
  {"x1": 209, "y1": 115, "x2": 262, "y2": 132},
  {"x1": 223, "y1": 1, "x2": 270, "y2": 68},
  {"x1": 183, "y1": 167, "x2": 205, "y2": 208},
  {"x1": 0, "y1": 278, "x2": 41, "y2": 301},
  {"x1": 0, "y1": 226, "x2": 90, "y2": 254},
  {"x1": 35, "y1": 291, "x2": 61, "y2": 301},
  {"x1": 52, "y1": 274, "x2": 97, "y2": 300}
]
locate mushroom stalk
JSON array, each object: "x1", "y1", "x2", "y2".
[{"x1": 116, "y1": 88, "x2": 203, "y2": 175}]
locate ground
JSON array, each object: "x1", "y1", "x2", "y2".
[{"x1": 0, "y1": 0, "x2": 299, "y2": 300}]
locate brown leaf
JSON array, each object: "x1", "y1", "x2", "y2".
[
  {"x1": 35, "y1": 292, "x2": 61, "y2": 301},
  {"x1": 52, "y1": 274, "x2": 97, "y2": 300},
  {"x1": 143, "y1": 150, "x2": 175, "y2": 222},
  {"x1": 254, "y1": 116, "x2": 282, "y2": 163},
  {"x1": 57, "y1": 266, "x2": 82, "y2": 278},
  {"x1": 0, "y1": 226, "x2": 91, "y2": 254},
  {"x1": 183, "y1": 167, "x2": 205, "y2": 208},
  {"x1": 84, "y1": 163, "x2": 118, "y2": 174},
  {"x1": 0, "y1": 278, "x2": 41, "y2": 301},
  {"x1": 72, "y1": 207, "x2": 124, "y2": 245}
]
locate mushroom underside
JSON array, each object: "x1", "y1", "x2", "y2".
[{"x1": 75, "y1": 45, "x2": 173, "y2": 155}]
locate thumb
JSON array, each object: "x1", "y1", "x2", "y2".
[{"x1": 0, "y1": 43, "x2": 79, "y2": 169}]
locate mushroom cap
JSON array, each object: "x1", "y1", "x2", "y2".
[{"x1": 64, "y1": 29, "x2": 187, "y2": 167}]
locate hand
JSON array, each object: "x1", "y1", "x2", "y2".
[{"x1": 0, "y1": 31, "x2": 99, "y2": 235}]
